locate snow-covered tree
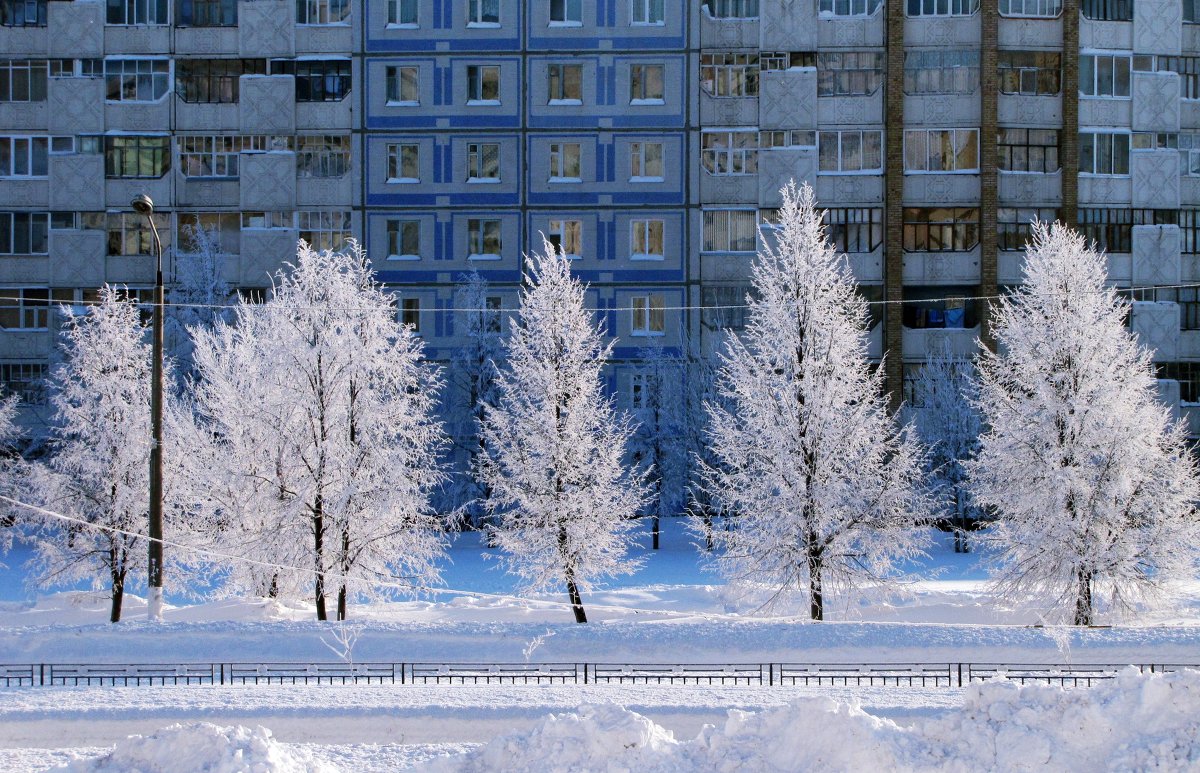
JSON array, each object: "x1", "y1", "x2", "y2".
[
  {"x1": 698, "y1": 182, "x2": 928, "y2": 621},
  {"x1": 0, "y1": 393, "x2": 23, "y2": 532},
  {"x1": 907, "y1": 344, "x2": 983, "y2": 552},
  {"x1": 444, "y1": 271, "x2": 503, "y2": 527},
  {"x1": 630, "y1": 343, "x2": 688, "y2": 549},
  {"x1": 968, "y1": 221, "x2": 1200, "y2": 625},
  {"x1": 166, "y1": 218, "x2": 232, "y2": 379},
  {"x1": 187, "y1": 240, "x2": 448, "y2": 620},
  {"x1": 478, "y1": 238, "x2": 646, "y2": 623},
  {"x1": 27, "y1": 288, "x2": 157, "y2": 622}
]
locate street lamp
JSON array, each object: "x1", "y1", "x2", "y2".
[{"x1": 131, "y1": 193, "x2": 165, "y2": 622}]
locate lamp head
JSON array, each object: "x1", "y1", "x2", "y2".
[{"x1": 130, "y1": 194, "x2": 155, "y2": 216}]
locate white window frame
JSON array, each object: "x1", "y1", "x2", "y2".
[
  {"x1": 630, "y1": 219, "x2": 664, "y2": 260},
  {"x1": 1079, "y1": 130, "x2": 1131, "y2": 176},
  {"x1": 1080, "y1": 53, "x2": 1132, "y2": 98},
  {"x1": 386, "y1": 142, "x2": 420, "y2": 182},
  {"x1": 999, "y1": 0, "x2": 1061, "y2": 17},
  {"x1": 466, "y1": 64, "x2": 500, "y2": 104},
  {"x1": 466, "y1": 142, "x2": 500, "y2": 182},
  {"x1": 548, "y1": 219, "x2": 582, "y2": 258},
  {"x1": 106, "y1": 0, "x2": 168, "y2": 25},
  {"x1": 701, "y1": 129, "x2": 757, "y2": 176},
  {"x1": 468, "y1": 217, "x2": 502, "y2": 260},
  {"x1": 103, "y1": 58, "x2": 171, "y2": 103},
  {"x1": 0, "y1": 136, "x2": 48, "y2": 178},
  {"x1": 297, "y1": 210, "x2": 351, "y2": 252},
  {"x1": 631, "y1": 294, "x2": 666, "y2": 337},
  {"x1": 703, "y1": 0, "x2": 759, "y2": 19},
  {"x1": 819, "y1": 0, "x2": 882, "y2": 16},
  {"x1": 547, "y1": 63, "x2": 583, "y2": 104},
  {"x1": 630, "y1": 64, "x2": 665, "y2": 104},
  {"x1": 702, "y1": 208, "x2": 757, "y2": 253},
  {"x1": 903, "y1": 128, "x2": 980, "y2": 173},
  {"x1": 631, "y1": 0, "x2": 664, "y2": 25},
  {"x1": 0, "y1": 212, "x2": 49, "y2": 255},
  {"x1": 0, "y1": 288, "x2": 50, "y2": 329},
  {"x1": 386, "y1": 0, "x2": 418, "y2": 26},
  {"x1": 1180, "y1": 133, "x2": 1200, "y2": 176},
  {"x1": 386, "y1": 218, "x2": 420, "y2": 260},
  {"x1": 818, "y1": 130, "x2": 884, "y2": 174},
  {"x1": 906, "y1": 0, "x2": 978, "y2": 16},
  {"x1": 630, "y1": 141, "x2": 664, "y2": 181},
  {"x1": 297, "y1": 0, "x2": 350, "y2": 25},
  {"x1": 467, "y1": 0, "x2": 500, "y2": 26},
  {"x1": 548, "y1": 142, "x2": 582, "y2": 181},
  {"x1": 549, "y1": 0, "x2": 582, "y2": 26},
  {"x1": 385, "y1": 65, "x2": 419, "y2": 105},
  {"x1": 400, "y1": 297, "x2": 421, "y2": 333}
]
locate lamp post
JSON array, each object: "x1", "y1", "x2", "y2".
[{"x1": 131, "y1": 194, "x2": 164, "y2": 622}]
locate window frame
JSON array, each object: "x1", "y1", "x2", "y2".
[
  {"x1": 0, "y1": 135, "x2": 48, "y2": 178},
  {"x1": 547, "y1": 62, "x2": 583, "y2": 103},
  {"x1": 903, "y1": 128, "x2": 980, "y2": 173},
  {"x1": 1079, "y1": 53, "x2": 1132, "y2": 99},
  {"x1": 631, "y1": 294, "x2": 666, "y2": 337},
  {"x1": 630, "y1": 141, "x2": 664, "y2": 181},
  {"x1": 467, "y1": 217, "x2": 503, "y2": 259},
  {"x1": 466, "y1": 64, "x2": 500, "y2": 104},
  {"x1": 1078, "y1": 130, "x2": 1131, "y2": 176},
  {"x1": 386, "y1": 142, "x2": 420, "y2": 183},
  {"x1": 105, "y1": 0, "x2": 168, "y2": 25},
  {"x1": 385, "y1": 65, "x2": 419, "y2": 105},
  {"x1": 998, "y1": 51, "x2": 1061, "y2": 96},
  {"x1": 631, "y1": 0, "x2": 665, "y2": 25},
  {"x1": 702, "y1": 208, "x2": 757, "y2": 253},
  {"x1": 701, "y1": 129, "x2": 758, "y2": 176},
  {"x1": 630, "y1": 218, "x2": 665, "y2": 260},
  {"x1": 818, "y1": 130, "x2": 883, "y2": 174},
  {"x1": 997, "y1": 127, "x2": 1061, "y2": 173},
  {"x1": 467, "y1": 0, "x2": 500, "y2": 26},
  {"x1": 387, "y1": 218, "x2": 420, "y2": 260},
  {"x1": 466, "y1": 142, "x2": 501, "y2": 182},
  {"x1": 386, "y1": 0, "x2": 418, "y2": 26},
  {"x1": 547, "y1": 218, "x2": 582, "y2": 258},
  {"x1": 548, "y1": 141, "x2": 582, "y2": 182},
  {"x1": 902, "y1": 207, "x2": 981, "y2": 252},
  {"x1": 296, "y1": 0, "x2": 350, "y2": 25},
  {"x1": 630, "y1": 63, "x2": 665, "y2": 103},
  {"x1": 0, "y1": 212, "x2": 49, "y2": 255}
]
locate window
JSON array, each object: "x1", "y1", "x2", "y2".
[
  {"x1": 1080, "y1": 54, "x2": 1131, "y2": 97},
  {"x1": 998, "y1": 207, "x2": 1058, "y2": 250},
  {"x1": 107, "y1": 211, "x2": 169, "y2": 256},
  {"x1": 1158, "y1": 363, "x2": 1200, "y2": 402},
  {"x1": 817, "y1": 51, "x2": 884, "y2": 96},
  {"x1": 240, "y1": 211, "x2": 291, "y2": 229},
  {"x1": 701, "y1": 285, "x2": 750, "y2": 330},
  {"x1": 0, "y1": 362, "x2": 45, "y2": 405},
  {"x1": 1, "y1": 0, "x2": 46, "y2": 26},
  {"x1": 630, "y1": 142, "x2": 663, "y2": 180},
  {"x1": 1188, "y1": 0, "x2": 1200, "y2": 23},
  {"x1": 0, "y1": 59, "x2": 52, "y2": 102},
  {"x1": 468, "y1": 0, "x2": 499, "y2": 25},
  {"x1": 760, "y1": 130, "x2": 817, "y2": 149},
  {"x1": 106, "y1": 0, "x2": 167, "y2": 25},
  {"x1": 178, "y1": 135, "x2": 268, "y2": 178},
  {"x1": 176, "y1": 59, "x2": 265, "y2": 103},
  {"x1": 297, "y1": 210, "x2": 351, "y2": 251},
  {"x1": 0, "y1": 212, "x2": 48, "y2": 254},
  {"x1": 630, "y1": 219, "x2": 664, "y2": 259},
  {"x1": 272, "y1": 59, "x2": 351, "y2": 102},
  {"x1": 296, "y1": 135, "x2": 350, "y2": 178},
  {"x1": 1000, "y1": 0, "x2": 1060, "y2": 15},
  {"x1": 1156, "y1": 56, "x2": 1200, "y2": 100},
  {"x1": 483, "y1": 296, "x2": 502, "y2": 332},
  {"x1": 630, "y1": 64, "x2": 664, "y2": 102},
  {"x1": 819, "y1": 0, "x2": 882, "y2": 15},
  {"x1": 387, "y1": 219, "x2": 419, "y2": 258},
  {"x1": 1180, "y1": 211, "x2": 1200, "y2": 254},
  {"x1": 703, "y1": 0, "x2": 759, "y2": 17},
  {"x1": 179, "y1": 0, "x2": 237, "y2": 25},
  {"x1": 702, "y1": 130, "x2": 757, "y2": 175},
  {"x1": 1152, "y1": 288, "x2": 1200, "y2": 328},
  {"x1": 997, "y1": 128, "x2": 1060, "y2": 172},
  {"x1": 176, "y1": 212, "x2": 239, "y2": 253},
  {"x1": 998, "y1": 51, "x2": 1061, "y2": 96},
  {"x1": 823, "y1": 208, "x2": 883, "y2": 253},
  {"x1": 548, "y1": 142, "x2": 581, "y2": 180},
  {"x1": 818, "y1": 130, "x2": 883, "y2": 173},
  {"x1": 0, "y1": 136, "x2": 47, "y2": 177},
  {"x1": 466, "y1": 65, "x2": 500, "y2": 103},
  {"x1": 547, "y1": 219, "x2": 582, "y2": 257},
  {"x1": 1079, "y1": 131, "x2": 1130, "y2": 175},
  {"x1": 1081, "y1": 0, "x2": 1131, "y2": 20},
  {"x1": 103, "y1": 59, "x2": 170, "y2": 102},
  {"x1": 385, "y1": 65, "x2": 419, "y2": 104},
  {"x1": 296, "y1": 0, "x2": 349, "y2": 24},
  {"x1": 467, "y1": 142, "x2": 500, "y2": 181},
  {"x1": 631, "y1": 295, "x2": 665, "y2": 336},
  {"x1": 401, "y1": 298, "x2": 420, "y2": 332},
  {"x1": 759, "y1": 51, "x2": 817, "y2": 71},
  {"x1": 0, "y1": 288, "x2": 49, "y2": 329},
  {"x1": 1180, "y1": 134, "x2": 1200, "y2": 175},
  {"x1": 105, "y1": 135, "x2": 170, "y2": 178},
  {"x1": 903, "y1": 208, "x2": 980, "y2": 251},
  {"x1": 386, "y1": 142, "x2": 419, "y2": 182},
  {"x1": 904, "y1": 129, "x2": 979, "y2": 172},
  {"x1": 547, "y1": 63, "x2": 582, "y2": 102},
  {"x1": 468, "y1": 218, "x2": 502, "y2": 258},
  {"x1": 549, "y1": 0, "x2": 581, "y2": 24},
  {"x1": 904, "y1": 50, "x2": 979, "y2": 95},
  {"x1": 703, "y1": 209, "x2": 756, "y2": 252},
  {"x1": 1078, "y1": 208, "x2": 1174, "y2": 253},
  {"x1": 906, "y1": 0, "x2": 978, "y2": 15},
  {"x1": 387, "y1": 0, "x2": 417, "y2": 25},
  {"x1": 700, "y1": 53, "x2": 758, "y2": 97},
  {"x1": 632, "y1": 0, "x2": 664, "y2": 24}
]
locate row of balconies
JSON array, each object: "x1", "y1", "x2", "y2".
[{"x1": 0, "y1": 0, "x2": 348, "y2": 58}]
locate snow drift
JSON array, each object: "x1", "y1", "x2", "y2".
[
  {"x1": 422, "y1": 668, "x2": 1200, "y2": 772},
  {"x1": 50, "y1": 722, "x2": 336, "y2": 773}
]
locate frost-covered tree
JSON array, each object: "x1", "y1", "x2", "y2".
[
  {"x1": 166, "y1": 218, "x2": 232, "y2": 379},
  {"x1": 630, "y1": 343, "x2": 688, "y2": 549},
  {"x1": 444, "y1": 271, "x2": 503, "y2": 527},
  {"x1": 479, "y1": 238, "x2": 646, "y2": 623},
  {"x1": 907, "y1": 345, "x2": 983, "y2": 552},
  {"x1": 188, "y1": 241, "x2": 448, "y2": 620},
  {"x1": 0, "y1": 393, "x2": 23, "y2": 532},
  {"x1": 698, "y1": 182, "x2": 927, "y2": 621},
  {"x1": 968, "y1": 221, "x2": 1200, "y2": 625},
  {"x1": 27, "y1": 288, "x2": 157, "y2": 622}
]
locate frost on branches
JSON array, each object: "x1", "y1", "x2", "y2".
[
  {"x1": 630, "y1": 343, "x2": 689, "y2": 549},
  {"x1": 698, "y1": 182, "x2": 928, "y2": 621},
  {"x1": 167, "y1": 217, "x2": 232, "y2": 379},
  {"x1": 28, "y1": 288, "x2": 159, "y2": 622},
  {"x1": 187, "y1": 241, "x2": 448, "y2": 621},
  {"x1": 968, "y1": 221, "x2": 1200, "y2": 625},
  {"x1": 478, "y1": 238, "x2": 647, "y2": 623},
  {"x1": 906, "y1": 345, "x2": 983, "y2": 553}
]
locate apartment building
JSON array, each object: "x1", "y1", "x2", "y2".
[{"x1": 0, "y1": 0, "x2": 1197, "y2": 436}]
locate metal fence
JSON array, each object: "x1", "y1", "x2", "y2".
[{"x1": 0, "y1": 661, "x2": 1195, "y2": 688}]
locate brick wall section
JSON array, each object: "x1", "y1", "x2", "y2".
[
  {"x1": 979, "y1": 0, "x2": 999, "y2": 349},
  {"x1": 1061, "y1": 0, "x2": 1080, "y2": 230},
  {"x1": 884, "y1": 0, "x2": 907, "y2": 409}
]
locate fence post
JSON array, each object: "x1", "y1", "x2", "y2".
[
  {"x1": 957, "y1": 663, "x2": 962, "y2": 687},
  {"x1": 39, "y1": 663, "x2": 44, "y2": 687},
  {"x1": 582, "y1": 663, "x2": 588, "y2": 685}
]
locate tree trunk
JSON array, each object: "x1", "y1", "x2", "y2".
[
  {"x1": 565, "y1": 569, "x2": 587, "y2": 624},
  {"x1": 1073, "y1": 566, "x2": 1093, "y2": 626},
  {"x1": 314, "y1": 493, "x2": 327, "y2": 621},
  {"x1": 652, "y1": 515, "x2": 660, "y2": 550},
  {"x1": 109, "y1": 559, "x2": 125, "y2": 624},
  {"x1": 268, "y1": 573, "x2": 279, "y2": 599},
  {"x1": 336, "y1": 528, "x2": 350, "y2": 621},
  {"x1": 808, "y1": 547, "x2": 824, "y2": 621},
  {"x1": 337, "y1": 585, "x2": 347, "y2": 621}
]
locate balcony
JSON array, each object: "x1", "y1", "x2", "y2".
[
  {"x1": 997, "y1": 94, "x2": 1061, "y2": 127},
  {"x1": 700, "y1": 7, "x2": 758, "y2": 48},
  {"x1": 902, "y1": 247, "x2": 981, "y2": 284},
  {"x1": 998, "y1": 171, "x2": 1062, "y2": 206},
  {"x1": 902, "y1": 326, "x2": 981, "y2": 360}
]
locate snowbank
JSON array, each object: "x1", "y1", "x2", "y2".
[
  {"x1": 50, "y1": 722, "x2": 337, "y2": 773},
  {"x1": 421, "y1": 668, "x2": 1200, "y2": 772}
]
